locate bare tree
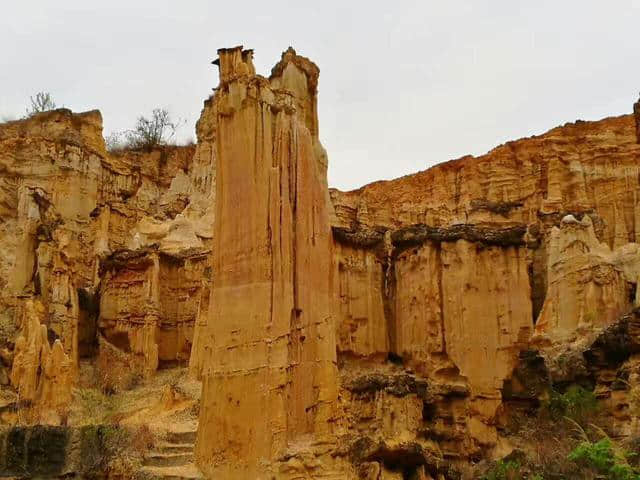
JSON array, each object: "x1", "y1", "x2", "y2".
[
  {"x1": 26, "y1": 92, "x2": 57, "y2": 116},
  {"x1": 105, "y1": 132, "x2": 126, "y2": 152},
  {"x1": 124, "y1": 108, "x2": 181, "y2": 150}
]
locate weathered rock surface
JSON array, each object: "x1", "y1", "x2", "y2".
[
  {"x1": 0, "y1": 109, "x2": 210, "y2": 417},
  {"x1": 534, "y1": 214, "x2": 639, "y2": 341},
  {"x1": 10, "y1": 299, "x2": 73, "y2": 425},
  {"x1": 2, "y1": 45, "x2": 640, "y2": 480},
  {"x1": 184, "y1": 46, "x2": 640, "y2": 478},
  {"x1": 193, "y1": 46, "x2": 338, "y2": 478},
  {"x1": 329, "y1": 111, "x2": 640, "y2": 472}
]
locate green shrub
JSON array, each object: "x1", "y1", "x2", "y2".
[
  {"x1": 569, "y1": 438, "x2": 640, "y2": 480},
  {"x1": 483, "y1": 460, "x2": 522, "y2": 480},
  {"x1": 546, "y1": 385, "x2": 598, "y2": 424}
]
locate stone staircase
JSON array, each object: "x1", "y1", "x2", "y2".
[{"x1": 141, "y1": 428, "x2": 203, "y2": 480}]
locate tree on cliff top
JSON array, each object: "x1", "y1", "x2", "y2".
[
  {"x1": 106, "y1": 108, "x2": 183, "y2": 152},
  {"x1": 124, "y1": 108, "x2": 181, "y2": 150},
  {"x1": 26, "y1": 92, "x2": 57, "y2": 116}
]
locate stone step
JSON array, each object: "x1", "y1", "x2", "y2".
[
  {"x1": 156, "y1": 442, "x2": 195, "y2": 454},
  {"x1": 140, "y1": 464, "x2": 203, "y2": 480},
  {"x1": 144, "y1": 452, "x2": 193, "y2": 468},
  {"x1": 165, "y1": 429, "x2": 197, "y2": 444}
]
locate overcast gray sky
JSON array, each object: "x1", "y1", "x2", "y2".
[{"x1": 1, "y1": 1, "x2": 639, "y2": 190}]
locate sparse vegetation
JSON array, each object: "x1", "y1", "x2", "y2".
[
  {"x1": 81, "y1": 424, "x2": 152, "y2": 479},
  {"x1": 545, "y1": 385, "x2": 599, "y2": 425},
  {"x1": 482, "y1": 460, "x2": 523, "y2": 480},
  {"x1": 26, "y1": 92, "x2": 56, "y2": 116},
  {"x1": 495, "y1": 379, "x2": 640, "y2": 480},
  {"x1": 75, "y1": 387, "x2": 124, "y2": 424},
  {"x1": 481, "y1": 459, "x2": 545, "y2": 480},
  {"x1": 482, "y1": 428, "x2": 640, "y2": 480},
  {"x1": 569, "y1": 436, "x2": 640, "y2": 480},
  {"x1": 499, "y1": 383, "x2": 608, "y2": 479},
  {"x1": 107, "y1": 108, "x2": 184, "y2": 151}
]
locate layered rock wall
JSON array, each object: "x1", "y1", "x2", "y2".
[
  {"x1": 2, "y1": 44, "x2": 640, "y2": 480},
  {"x1": 0, "y1": 109, "x2": 210, "y2": 417},
  {"x1": 183, "y1": 46, "x2": 640, "y2": 477}
]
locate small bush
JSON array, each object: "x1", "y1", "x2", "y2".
[
  {"x1": 101, "y1": 425, "x2": 148, "y2": 479},
  {"x1": 546, "y1": 385, "x2": 598, "y2": 425},
  {"x1": 80, "y1": 424, "x2": 151, "y2": 479},
  {"x1": 569, "y1": 438, "x2": 640, "y2": 480},
  {"x1": 483, "y1": 460, "x2": 523, "y2": 480},
  {"x1": 105, "y1": 132, "x2": 126, "y2": 151},
  {"x1": 108, "y1": 108, "x2": 184, "y2": 152}
]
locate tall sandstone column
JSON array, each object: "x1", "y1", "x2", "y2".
[{"x1": 194, "y1": 47, "x2": 337, "y2": 478}]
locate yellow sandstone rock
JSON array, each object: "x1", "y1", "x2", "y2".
[
  {"x1": 2, "y1": 44, "x2": 640, "y2": 479},
  {"x1": 193, "y1": 46, "x2": 338, "y2": 478}
]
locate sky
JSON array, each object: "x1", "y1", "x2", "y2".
[{"x1": 1, "y1": 1, "x2": 639, "y2": 191}]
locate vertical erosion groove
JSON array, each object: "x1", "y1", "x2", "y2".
[{"x1": 382, "y1": 231, "x2": 397, "y2": 357}]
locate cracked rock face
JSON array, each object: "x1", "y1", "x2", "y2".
[
  {"x1": 192, "y1": 46, "x2": 338, "y2": 478},
  {"x1": 2, "y1": 46, "x2": 640, "y2": 479},
  {"x1": 187, "y1": 46, "x2": 640, "y2": 478},
  {"x1": 0, "y1": 109, "x2": 210, "y2": 413}
]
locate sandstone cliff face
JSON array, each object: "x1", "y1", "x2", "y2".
[
  {"x1": 0, "y1": 109, "x2": 209, "y2": 416},
  {"x1": 329, "y1": 112, "x2": 640, "y2": 471},
  {"x1": 184, "y1": 46, "x2": 640, "y2": 478},
  {"x1": 2, "y1": 46, "x2": 640, "y2": 480}
]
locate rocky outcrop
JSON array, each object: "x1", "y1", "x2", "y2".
[
  {"x1": 534, "y1": 214, "x2": 639, "y2": 341},
  {"x1": 2, "y1": 44, "x2": 640, "y2": 480},
  {"x1": 193, "y1": 46, "x2": 338, "y2": 478},
  {"x1": 0, "y1": 109, "x2": 210, "y2": 419},
  {"x1": 328, "y1": 110, "x2": 640, "y2": 467},
  {"x1": 0, "y1": 110, "x2": 105, "y2": 373},
  {"x1": 180, "y1": 46, "x2": 640, "y2": 477},
  {"x1": 99, "y1": 249, "x2": 208, "y2": 382},
  {"x1": 10, "y1": 299, "x2": 73, "y2": 425}
]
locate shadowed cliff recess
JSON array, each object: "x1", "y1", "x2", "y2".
[{"x1": 0, "y1": 47, "x2": 640, "y2": 479}]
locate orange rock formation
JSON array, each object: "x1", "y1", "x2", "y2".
[
  {"x1": 189, "y1": 47, "x2": 640, "y2": 478},
  {"x1": 1, "y1": 45, "x2": 640, "y2": 480},
  {"x1": 0, "y1": 109, "x2": 209, "y2": 404},
  {"x1": 192, "y1": 46, "x2": 338, "y2": 478}
]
